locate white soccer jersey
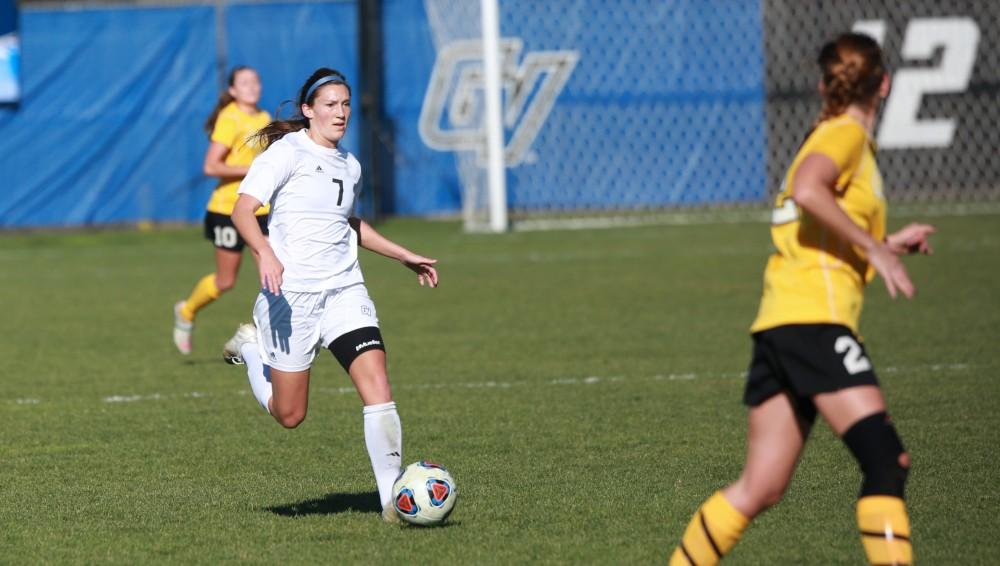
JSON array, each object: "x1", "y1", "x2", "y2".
[{"x1": 238, "y1": 129, "x2": 364, "y2": 292}]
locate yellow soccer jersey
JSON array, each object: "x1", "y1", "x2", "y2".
[
  {"x1": 751, "y1": 115, "x2": 886, "y2": 334},
  {"x1": 205, "y1": 102, "x2": 271, "y2": 215}
]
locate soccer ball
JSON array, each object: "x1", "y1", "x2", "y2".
[{"x1": 391, "y1": 460, "x2": 458, "y2": 526}]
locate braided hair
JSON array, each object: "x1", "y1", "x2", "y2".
[{"x1": 816, "y1": 33, "x2": 886, "y2": 124}]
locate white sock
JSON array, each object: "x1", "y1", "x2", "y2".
[
  {"x1": 363, "y1": 402, "x2": 402, "y2": 508},
  {"x1": 241, "y1": 343, "x2": 272, "y2": 414}
]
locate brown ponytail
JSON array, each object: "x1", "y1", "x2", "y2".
[
  {"x1": 251, "y1": 67, "x2": 351, "y2": 150},
  {"x1": 816, "y1": 33, "x2": 885, "y2": 124},
  {"x1": 204, "y1": 66, "x2": 254, "y2": 136}
]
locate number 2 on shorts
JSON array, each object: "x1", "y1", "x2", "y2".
[{"x1": 834, "y1": 335, "x2": 872, "y2": 375}]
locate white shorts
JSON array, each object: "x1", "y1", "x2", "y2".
[{"x1": 252, "y1": 283, "x2": 380, "y2": 372}]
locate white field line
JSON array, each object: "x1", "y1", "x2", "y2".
[
  {"x1": 512, "y1": 203, "x2": 1000, "y2": 233},
  {"x1": 102, "y1": 392, "x2": 208, "y2": 404},
  {"x1": 3, "y1": 363, "x2": 972, "y2": 407},
  {"x1": 881, "y1": 363, "x2": 968, "y2": 373}
]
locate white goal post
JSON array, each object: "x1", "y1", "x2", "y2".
[{"x1": 480, "y1": 0, "x2": 508, "y2": 233}]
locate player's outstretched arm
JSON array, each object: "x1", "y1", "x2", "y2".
[
  {"x1": 350, "y1": 217, "x2": 439, "y2": 288},
  {"x1": 792, "y1": 153, "x2": 914, "y2": 299}
]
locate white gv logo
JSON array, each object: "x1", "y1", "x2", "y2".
[{"x1": 418, "y1": 38, "x2": 578, "y2": 166}]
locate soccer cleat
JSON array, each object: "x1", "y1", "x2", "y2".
[
  {"x1": 223, "y1": 323, "x2": 258, "y2": 365},
  {"x1": 381, "y1": 504, "x2": 403, "y2": 525},
  {"x1": 173, "y1": 301, "x2": 193, "y2": 355}
]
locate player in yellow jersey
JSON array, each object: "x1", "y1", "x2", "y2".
[
  {"x1": 669, "y1": 33, "x2": 935, "y2": 566},
  {"x1": 173, "y1": 66, "x2": 272, "y2": 355}
]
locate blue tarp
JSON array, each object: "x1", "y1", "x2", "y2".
[
  {"x1": 0, "y1": 1, "x2": 358, "y2": 228},
  {"x1": 1, "y1": 0, "x2": 766, "y2": 227}
]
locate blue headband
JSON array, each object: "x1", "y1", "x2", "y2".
[{"x1": 304, "y1": 74, "x2": 346, "y2": 102}]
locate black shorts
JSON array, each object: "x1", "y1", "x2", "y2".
[
  {"x1": 744, "y1": 324, "x2": 880, "y2": 418},
  {"x1": 203, "y1": 211, "x2": 268, "y2": 251}
]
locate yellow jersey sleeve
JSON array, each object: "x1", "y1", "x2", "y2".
[
  {"x1": 210, "y1": 109, "x2": 239, "y2": 148},
  {"x1": 807, "y1": 120, "x2": 866, "y2": 192}
]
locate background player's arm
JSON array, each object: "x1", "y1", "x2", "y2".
[
  {"x1": 204, "y1": 141, "x2": 250, "y2": 178},
  {"x1": 350, "y1": 217, "x2": 438, "y2": 288},
  {"x1": 792, "y1": 153, "x2": 914, "y2": 299},
  {"x1": 233, "y1": 194, "x2": 283, "y2": 294}
]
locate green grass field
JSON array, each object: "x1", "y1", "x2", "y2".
[{"x1": 1, "y1": 211, "x2": 997, "y2": 564}]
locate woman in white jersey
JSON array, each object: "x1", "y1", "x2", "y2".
[{"x1": 225, "y1": 68, "x2": 438, "y2": 523}]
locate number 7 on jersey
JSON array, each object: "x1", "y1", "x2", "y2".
[{"x1": 331, "y1": 178, "x2": 344, "y2": 206}]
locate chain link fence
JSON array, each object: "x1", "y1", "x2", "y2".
[{"x1": 764, "y1": 0, "x2": 1000, "y2": 203}]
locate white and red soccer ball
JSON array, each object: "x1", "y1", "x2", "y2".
[{"x1": 391, "y1": 460, "x2": 458, "y2": 526}]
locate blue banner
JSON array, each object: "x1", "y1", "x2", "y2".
[
  {"x1": 1, "y1": 1, "x2": 768, "y2": 227},
  {"x1": 382, "y1": 0, "x2": 766, "y2": 215},
  {"x1": 0, "y1": 2, "x2": 359, "y2": 228},
  {"x1": 0, "y1": 6, "x2": 217, "y2": 228}
]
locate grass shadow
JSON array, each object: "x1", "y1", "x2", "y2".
[{"x1": 266, "y1": 491, "x2": 381, "y2": 517}]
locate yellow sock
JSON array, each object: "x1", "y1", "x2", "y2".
[
  {"x1": 670, "y1": 491, "x2": 749, "y2": 566},
  {"x1": 857, "y1": 496, "x2": 912, "y2": 565},
  {"x1": 181, "y1": 274, "x2": 220, "y2": 321}
]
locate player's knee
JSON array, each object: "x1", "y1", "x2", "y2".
[
  {"x1": 731, "y1": 475, "x2": 786, "y2": 516},
  {"x1": 215, "y1": 276, "x2": 236, "y2": 293},
  {"x1": 273, "y1": 407, "x2": 306, "y2": 429},
  {"x1": 752, "y1": 480, "x2": 788, "y2": 512},
  {"x1": 842, "y1": 412, "x2": 909, "y2": 498},
  {"x1": 276, "y1": 414, "x2": 305, "y2": 429}
]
